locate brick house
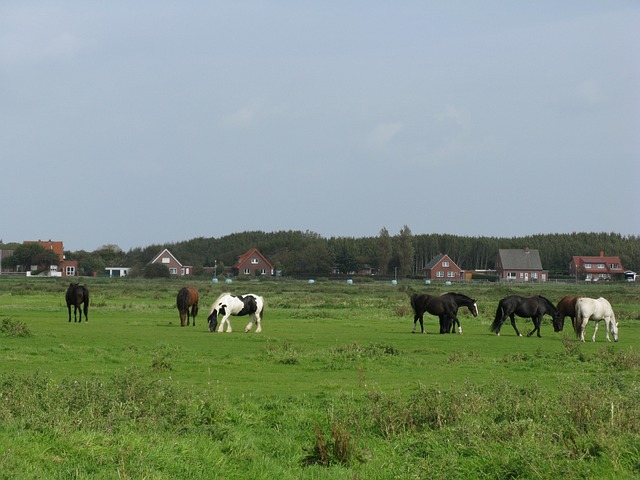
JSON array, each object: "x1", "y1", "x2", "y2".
[
  {"x1": 231, "y1": 248, "x2": 274, "y2": 277},
  {"x1": 25, "y1": 240, "x2": 78, "y2": 277},
  {"x1": 570, "y1": 251, "x2": 625, "y2": 281},
  {"x1": 419, "y1": 253, "x2": 463, "y2": 281},
  {"x1": 496, "y1": 248, "x2": 548, "y2": 282},
  {"x1": 149, "y1": 248, "x2": 193, "y2": 276}
]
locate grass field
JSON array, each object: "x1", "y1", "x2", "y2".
[{"x1": 1, "y1": 277, "x2": 639, "y2": 479}]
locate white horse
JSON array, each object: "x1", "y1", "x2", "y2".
[
  {"x1": 207, "y1": 293, "x2": 264, "y2": 333},
  {"x1": 573, "y1": 297, "x2": 618, "y2": 343}
]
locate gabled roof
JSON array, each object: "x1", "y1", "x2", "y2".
[
  {"x1": 498, "y1": 248, "x2": 544, "y2": 270},
  {"x1": 150, "y1": 248, "x2": 183, "y2": 266},
  {"x1": 572, "y1": 254, "x2": 622, "y2": 265},
  {"x1": 233, "y1": 248, "x2": 273, "y2": 269},
  {"x1": 424, "y1": 253, "x2": 458, "y2": 270}
]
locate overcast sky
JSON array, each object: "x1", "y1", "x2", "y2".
[{"x1": 2, "y1": 1, "x2": 639, "y2": 252}]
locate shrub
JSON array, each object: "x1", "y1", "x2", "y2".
[{"x1": 0, "y1": 317, "x2": 32, "y2": 337}]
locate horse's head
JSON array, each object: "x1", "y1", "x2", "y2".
[
  {"x1": 468, "y1": 301, "x2": 478, "y2": 317},
  {"x1": 207, "y1": 304, "x2": 226, "y2": 332},
  {"x1": 552, "y1": 314, "x2": 565, "y2": 333},
  {"x1": 611, "y1": 321, "x2": 619, "y2": 342}
]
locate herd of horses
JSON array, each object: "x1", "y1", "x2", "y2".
[
  {"x1": 411, "y1": 291, "x2": 619, "y2": 342},
  {"x1": 65, "y1": 282, "x2": 619, "y2": 342}
]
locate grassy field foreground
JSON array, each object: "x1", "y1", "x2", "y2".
[{"x1": 0, "y1": 277, "x2": 639, "y2": 479}]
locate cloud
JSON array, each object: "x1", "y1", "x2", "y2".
[
  {"x1": 366, "y1": 122, "x2": 403, "y2": 151},
  {"x1": 223, "y1": 106, "x2": 256, "y2": 129},
  {"x1": 572, "y1": 80, "x2": 603, "y2": 107},
  {"x1": 436, "y1": 104, "x2": 470, "y2": 126}
]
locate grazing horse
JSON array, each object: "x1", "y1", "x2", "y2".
[
  {"x1": 176, "y1": 287, "x2": 199, "y2": 327},
  {"x1": 490, "y1": 295, "x2": 560, "y2": 337},
  {"x1": 440, "y1": 292, "x2": 478, "y2": 334},
  {"x1": 66, "y1": 283, "x2": 89, "y2": 322},
  {"x1": 207, "y1": 293, "x2": 264, "y2": 333},
  {"x1": 410, "y1": 293, "x2": 468, "y2": 334},
  {"x1": 555, "y1": 296, "x2": 582, "y2": 332},
  {"x1": 573, "y1": 297, "x2": 618, "y2": 343}
]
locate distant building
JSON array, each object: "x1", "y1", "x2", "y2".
[
  {"x1": 149, "y1": 248, "x2": 192, "y2": 276},
  {"x1": 23, "y1": 240, "x2": 78, "y2": 277},
  {"x1": 570, "y1": 251, "x2": 625, "y2": 281},
  {"x1": 495, "y1": 247, "x2": 548, "y2": 282},
  {"x1": 105, "y1": 267, "x2": 131, "y2": 277},
  {"x1": 419, "y1": 253, "x2": 464, "y2": 281},
  {"x1": 231, "y1": 248, "x2": 274, "y2": 277}
]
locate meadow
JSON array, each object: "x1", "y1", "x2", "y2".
[{"x1": 0, "y1": 277, "x2": 639, "y2": 479}]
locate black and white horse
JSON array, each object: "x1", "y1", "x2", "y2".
[{"x1": 207, "y1": 293, "x2": 265, "y2": 333}]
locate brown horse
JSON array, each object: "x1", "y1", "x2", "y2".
[
  {"x1": 555, "y1": 296, "x2": 582, "y2": 332},
  {"x1": 66, "y1": 282, "x2": 89, "y2": 322},
  {"x1": 176, "y1": 287, "x2": 199, "y2": 327}
]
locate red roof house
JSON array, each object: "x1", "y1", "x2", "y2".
[
  {"x1": 570, "y1": 251, "x2": 625, "y2": 281},
  {"x1": 149, "y1": 248, "x2": 193, "y2": 276},
  {"x1": 419, "y1": 253, "x2": 463, "y2": 281}
]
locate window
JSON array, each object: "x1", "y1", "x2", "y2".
[
  {"x1": 597, "y1": 263, "x2": 605, "y2": 269},
  {"x1": 251, "y1": 258, "x2": 259, "y2": 264},
  {"x1": 66, "y1": 266, "x2": 75, "y2": 276},
  {"x1": 507, "y1": 272, "x2": 516, "y2": 280},
  {"x1": 531, "y1": 272, "x2": 538, "y2": 280},
  {"x1": 169, "y1": 268, "x2": 177, "y2": 275},
  {"x1": 447, "y1": 271, "x2": 456, "y2": 278},
  {"x1": 584, "y1": 263, "x2": 592, "y2": 269},
  {"x1": 436, "y1": 271, "x2": 444, "y2": 277},
  {"x1": 260, "y1": 269, "x2": 266, "y2": 275},
  {"x1": 442, "y1": 261, "x2": 449, "y2": 267},
  {"x1": 610, "y1": 263, "x2": 619, "y2": 269},
  {"x1": 162, "y1": 257, "x2": 170, "y2": 264},
  {"x1": 520, "y1": 272, "x2": 525, "y2": 279},
  {"x1": 243, "y1": 268, "x2": 251, "y2": 275}
]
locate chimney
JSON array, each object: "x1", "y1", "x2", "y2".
[{"x1": 600, "y1": 250, "x2": 604, "y2": 257}]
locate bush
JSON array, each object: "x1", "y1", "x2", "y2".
[{"x1": 0, "y1": 317, "x2": 32, "y2": 337}]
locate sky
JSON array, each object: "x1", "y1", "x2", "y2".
[{"x1": 1, "y1": 1, "x2": 639, "y2": 252}]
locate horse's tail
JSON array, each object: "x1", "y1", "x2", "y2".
[
  {"x1": 572, "y1": 303, "x2": 583, "y2": 337},
  {"x1": 410, "y1": 294, "x2": 418, "y2": 313},
  {"x1": 177, "y1": 288, "x2": 188, "y2": 311},
  {"x1": 490, "y1": 301, "x2": 503, "y2": 333}
]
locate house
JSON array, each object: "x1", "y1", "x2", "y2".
[
  {"x1": 149, "y1": 248, "x2": 192, "y2": 276},
  {"x1": 105, "y1": 267, "x2": 131, "y2": 277},
  {"x1": 231, "y1": 248, "x2": 274, "y2": 277},
  {"x1": 495, "y1": 248, "x2": 548, "y2": 282},
  {"x1": 419, "y1": 253, "x2": 463, "y2": 281},
  {"x1": 570, "y1": 251, "x2": 625, "y2": 281},
  {"x1": 24, "y1": 240, "x2": 78, "y2": 277}
]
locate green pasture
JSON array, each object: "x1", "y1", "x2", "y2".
[{"x1": 0, "y1": 277, "x2": 639, "y2": 479}]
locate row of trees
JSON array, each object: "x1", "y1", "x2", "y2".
[{"x1": 3, "y1": 230, "x2": 638, "y2": 278}]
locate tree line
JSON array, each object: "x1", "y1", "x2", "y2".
[{"x1": 3, "y1": 230, "x2": 638, "y2": 278}]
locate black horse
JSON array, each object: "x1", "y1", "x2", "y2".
[
  {"x1": 66, "y1": 282, "x2": 89, "y2": 322},
  {"x1": 440, "y1": 292, "x2": 478, "y2": 334},
  {"x1": 490, "y1": 295, "x2": 560, "y2": 337},
  {"x1": 410, "y1": 292, "x2": 478, "y2": 334}
]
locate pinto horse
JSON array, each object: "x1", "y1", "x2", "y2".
[
  {"x1": 66, "y1": 282, "x2": 89, "y2": 322},
  {"x1": 176, "y1": 287, "x2": 199, "y2": 327},
  {"x1": 573, "y1": 297, "x2": 618, "y2": 342},
  {"x1": 207, "y1": 292, "x2": 264, "y2": 333},
  {"x1": 490, "y1": 295, "x2": 560, "y2": 337},
  {"x1": 410, "y1": 292, "x2": 476, "y2": 334},
  {"x1": 555, "y1": 296, "x2": 582, "y2": 332}
]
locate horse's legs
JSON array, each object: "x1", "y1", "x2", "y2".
[
  {"x1": 412, "y1": 313, "x2": 422, "y2": 333},
  {"x1": 528, "y1": 316, "x2": 541, "y2": 337},
  {"x1": 244, "y1": 314, "x2": 256, "y2": 333},
  {"x1": 509, "y1": 314, "x2": 522, "y2": 337},
  {"x1": 83, "y1": 302, "x2": 88, "y2": 322},
  {"x1": 218, "y1": 314, "x2": 232, "y2": 333},
  {"x1": 450, "y1": 316, "x2": 462, "y2": 334},
  {"x1": 592, "y1": 320, "x2": 609, "y2": 342},
  {"x1": 68, "y1": 305, "x2": 72, "y2": 322}
]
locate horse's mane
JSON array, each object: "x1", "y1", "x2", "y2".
[{"x1": 212, "y1": 292, "x2": 232, "y2": 306}]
